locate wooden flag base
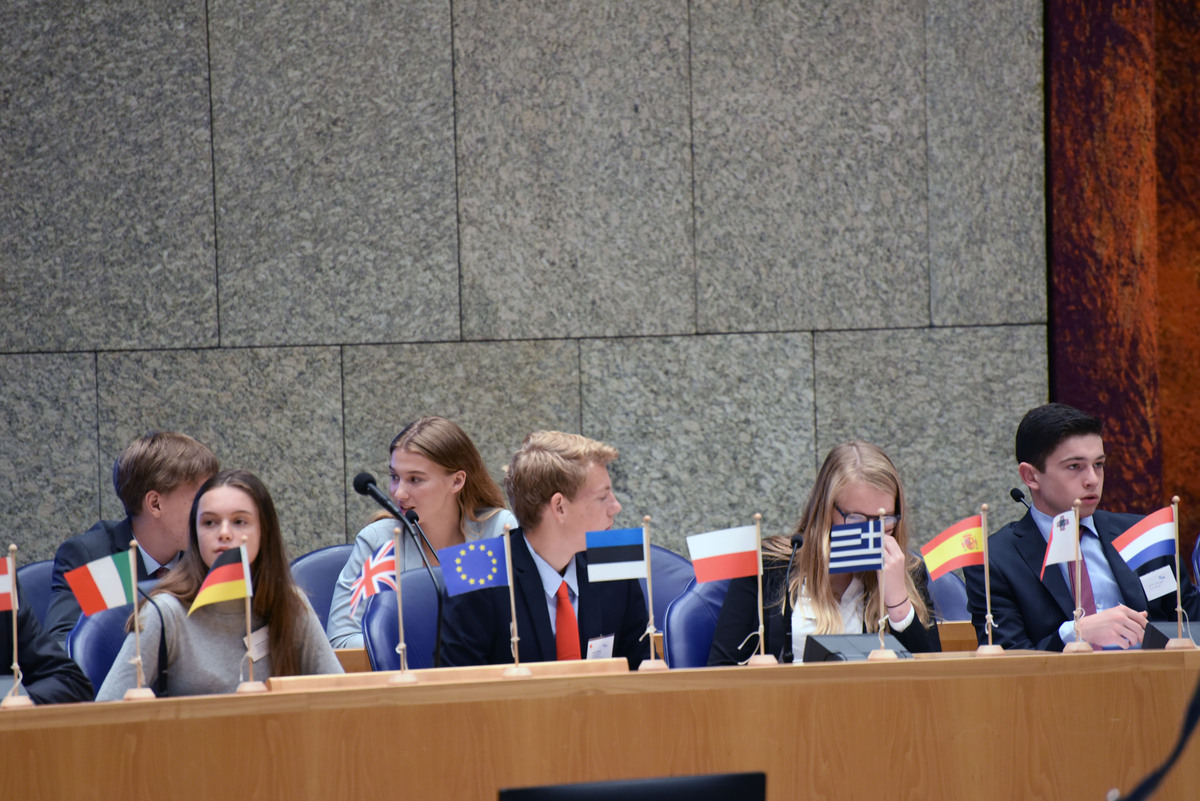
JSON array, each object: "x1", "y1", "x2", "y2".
[
  {"x1": 637, "y1": 658, "x2": 668, "y2": 672},
  {"x1": 236, "y1": 681, "x2": 268, "y2": 694},
  {"x1": 122, "y1": 687, "x2": 156, "y2": 701},
  {"x1": 975, "y1": 644, "x2": 1004, "y2": 657},
  {"x1": 746, "y1": 653, "x2": 778, "y2": 666},
  {"x1": 1165, "y1": 638, "x2": 1197, "y2": 650},
  {"x1": 1063, "y1": 641, "x2": 1092, "y2": 653},
  {"x1": 867, "y1": 649, "x2": 898, "y2": 661},
  {"x1": 1, "y1": 694, "x2": 34, "y2": 709},
  {"x1": 387, "y1": 670, "x2": 419, "y2": 685}
]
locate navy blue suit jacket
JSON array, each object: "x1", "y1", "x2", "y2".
[
  {"x1": 964, "y1": 509, "x2": 1200, "y2": 651},
  {"x1": 44, "y1": 518, "x2": 156, "y2": 644},
  {"x1": 2, "y1": 585, "x2": 93, "y2": 704},
  {"x1": 441, "y1": 529, "x2": 650, "y2": 669}
]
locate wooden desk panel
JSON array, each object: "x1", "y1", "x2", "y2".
[{"x1": 2, "y1": 651, "x2": 1198, "y2": 800}]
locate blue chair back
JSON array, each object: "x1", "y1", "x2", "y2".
[
  {"x1": 662, "y1": 577, "x2": 731, "y2": 668},
  {"x1": 927, "y1": 569, "x2": 969, "y2": 622},
  {"x1": 639, "y1": 544, "x2": 695, "y2": 625},
  {"x1": 361, "y1": 567, "x2": 443, "y2": 671},
  {"x1": 16, "y1": 559, "x2": 55, "y2": 626},
  {"x1": 1192, "y1": 535, "x2": 1200, "y2": 585},
  {"x1": 66, "y1": 603, "x2": 135, "y2": 697},
  {"x1": 289, "y1": 543, "x2": 353, "y2": 629}
]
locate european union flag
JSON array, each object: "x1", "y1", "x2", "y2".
[{"x1": 437, "y1": 536, "x2": 510, "y2": 597}]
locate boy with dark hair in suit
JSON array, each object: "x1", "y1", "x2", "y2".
[{"x1": 965, "y1": 403, "x2": 1200, "y2": 650}]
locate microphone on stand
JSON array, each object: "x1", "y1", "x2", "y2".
[
  {"x1": 353, "y1": 472, "x2": 446, "y2": 666},
  {"x1": 403, "y1": 509, "x2": 446, "y2": 668},
  {"x1": 781, "y1": 531, "x2": 803, "y2": 663},
  {"x1": 1010, "y1": 488, "x2": 1032, "y2": 511}
]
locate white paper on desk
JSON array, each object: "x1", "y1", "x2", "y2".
[
  {"x1": 587, "y1": 634, "x2": 614, "y2": 659},
  {"x1": 1141, "y1": 566, "x2": 1177, "y2": 601}
]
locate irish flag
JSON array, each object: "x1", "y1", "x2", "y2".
[
  {"x1": 65, "y1": 553, "x2": 135, "y2": 615},
  {"x1": 686, "y1": 525, "x2": 759, "y2": 583},
  {"x1": 0, "y1": 552, "x2": 14, "y2": 613},
  {"x1": 921, "y1": 515, "x2": 985, "y2": 581},
  {"x1": 189, "y1": 545, "x2": 253, "y2": 615},
  {"x1": 1114, "y1": 507, "x2": 1176, "y2": 571}
]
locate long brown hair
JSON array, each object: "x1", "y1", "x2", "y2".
[
  {"x1": 763, "y1": 441, "x2": 930, "y2": 632},
  {"x1": 388, "y1": 417, "x2": 507, "y2": 533},
  {"x1": 143, "y1": 469, "x2": 308, "y2": 676}
]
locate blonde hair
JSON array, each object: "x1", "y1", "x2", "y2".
[
  {"x1": 764, "y1": 441, "x2": 930, "y2": 632},
  {"x1": 504, "y1": 431, "x2": 618, "y2": 529}
]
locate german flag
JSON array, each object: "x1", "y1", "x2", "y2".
[{"x1": 189, "y1": 545, "x2": 252, "y2": 615}]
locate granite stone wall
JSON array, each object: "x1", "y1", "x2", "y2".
[{"x1": 0, "y1": 0, "x2": 1046, "y2": 561}]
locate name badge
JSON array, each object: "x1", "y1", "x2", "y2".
[
  {"x1": 245, "y1": 626, "x2": 270, "y2": 661},
  {"x1": 586, "y1": 634, "x2": 615, "y2": 659},
  {"x1": 1140, "y1": 566, "x2": 1177, "y2": 602}
]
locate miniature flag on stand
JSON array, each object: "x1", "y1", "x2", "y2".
[
  {"x1": 64, "y1": 553, "x2": 136, "y2": 615},
  {"x1": 1114, "y1": 507, "x2": 1176, "y2": 569},
  {"x1": 686, "y1": 526, "x2": 759, "y2": 583},
  {"x1": 349, "y1": 540, "x2": 397, "y2": 613},
  {"x1": 437, "y1": 536, "x2": 509, "y2": 597},
  {"x1": 586, "y1": 528, "x2": 648, "y2": 582},
  {"x1": 1040, "y1": 508, "x2": 1078, "y2": 580},
  {"x1": 828, "y1": 520, "x2": 884, "y2": 574},
  {"x1": 921, "y1": 515, "x2": 985, "y2": 581},
  {"x1": 190, "y1": 545, "x2": 252, "y2": 615},
  {"x1": 0, "y1": 550, "x2": 13, "y2": 613}
]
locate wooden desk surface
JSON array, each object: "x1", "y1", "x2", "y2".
[{"x1": 3, "y1": 650, "x2": 1199, "y2": 800}]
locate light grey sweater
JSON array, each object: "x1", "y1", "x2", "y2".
[{"x1": 96, "y1": 592, "x2": 343, "y2": 700}]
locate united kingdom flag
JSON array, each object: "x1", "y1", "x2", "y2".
[{"x1": 349, "y1": 540, "x2": 397, "y2": 613}]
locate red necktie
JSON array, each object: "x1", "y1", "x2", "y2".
[
  {"x1": 1070, "y1": 530, "x2": 1097, "y2": 616},
  {"x1": 555, "y1": 581, "x2": 580, "y2": 661}
]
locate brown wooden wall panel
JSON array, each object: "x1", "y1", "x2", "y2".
[
  {"x1": 1049, "y1": 1, "x2": 1200, "y2": 567},
  {"x1": 1155, "y1": 2, "x2": 1200, "y2": 566}
]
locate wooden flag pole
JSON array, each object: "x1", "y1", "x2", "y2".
[
  {"x1": 501, "y1": 526, "x2": 531, "y2": 678},
  {"x1": 638, "y1": 516, "x2": 668, "y2": 672},
  {"x1": 1165, "y1": 496, "x2": 1195, "y2": 650},
  {"x1": 237, "y1": 538, "x2": 268, "y2": 693},
  {"x1": 1063, "y1": 499, "x2": 1091, "y2": 653},
  {"x1": 389, "y1": 526, "x2": 420, "y2": 683},
  {"x1": 976, "y1": 504, "x2": 1004, "y2": 656},
  {"x1": 123, "y1": 540, "x2": 156, "y2": 700},
  {"x1": 868, "y1": 512, "x2": 897, "y2": 662},
  {"x1": 2, "y1": 545, "x2": 33, "y2": 708},
  {"x1": 747, "y1": 513, "x2": 778, "y2": 666}
]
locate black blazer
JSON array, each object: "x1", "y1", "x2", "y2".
[
  {"x1": 963, "y1": 509, "x2": 1200, "y2": 651},
  {"x1": 708, "y1": 554, "x2": 941, "y2": 665},
  {"x1": 1, "y1": 585, "x2": 93, "y2": 704},
  {"x1": 441, "y1": 529, "x2": 650, "y2": 670},
  {"x1": 44, "y1": 517, "x2": 154, "y2": 644}
]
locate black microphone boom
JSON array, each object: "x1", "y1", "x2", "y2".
[
  {"x1": 354, "y1": 472, "x2": 406, "y2": 519},
  {"x1": 1010, "y1": 488, "x2": 1032, "y2": 510}
]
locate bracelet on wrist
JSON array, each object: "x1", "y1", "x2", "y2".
[{"x1": 886, "y1": 597, "x2": 909, "y2": 609}]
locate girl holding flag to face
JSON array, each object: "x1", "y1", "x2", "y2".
[
  {"x1": 97, "y1": 470, "x2": 342, "y2": 699},
  {"x1": 709, "y1": 441, "x2": 940, "y2": 665}
]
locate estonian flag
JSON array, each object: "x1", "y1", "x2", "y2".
[
  {"x1": 189, "y1": 545, "x2": 253, "y2": 615},
  {"x1": 585, "y1": 528, "x2": 648, "y2": 582}
]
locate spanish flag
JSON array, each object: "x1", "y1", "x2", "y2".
[
  {"x1": 921, "y1": 515, "x2": 985, "y2": 581},
  {"x1": 189, "y1": 545, "x2": 253, "y2": 615}
]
